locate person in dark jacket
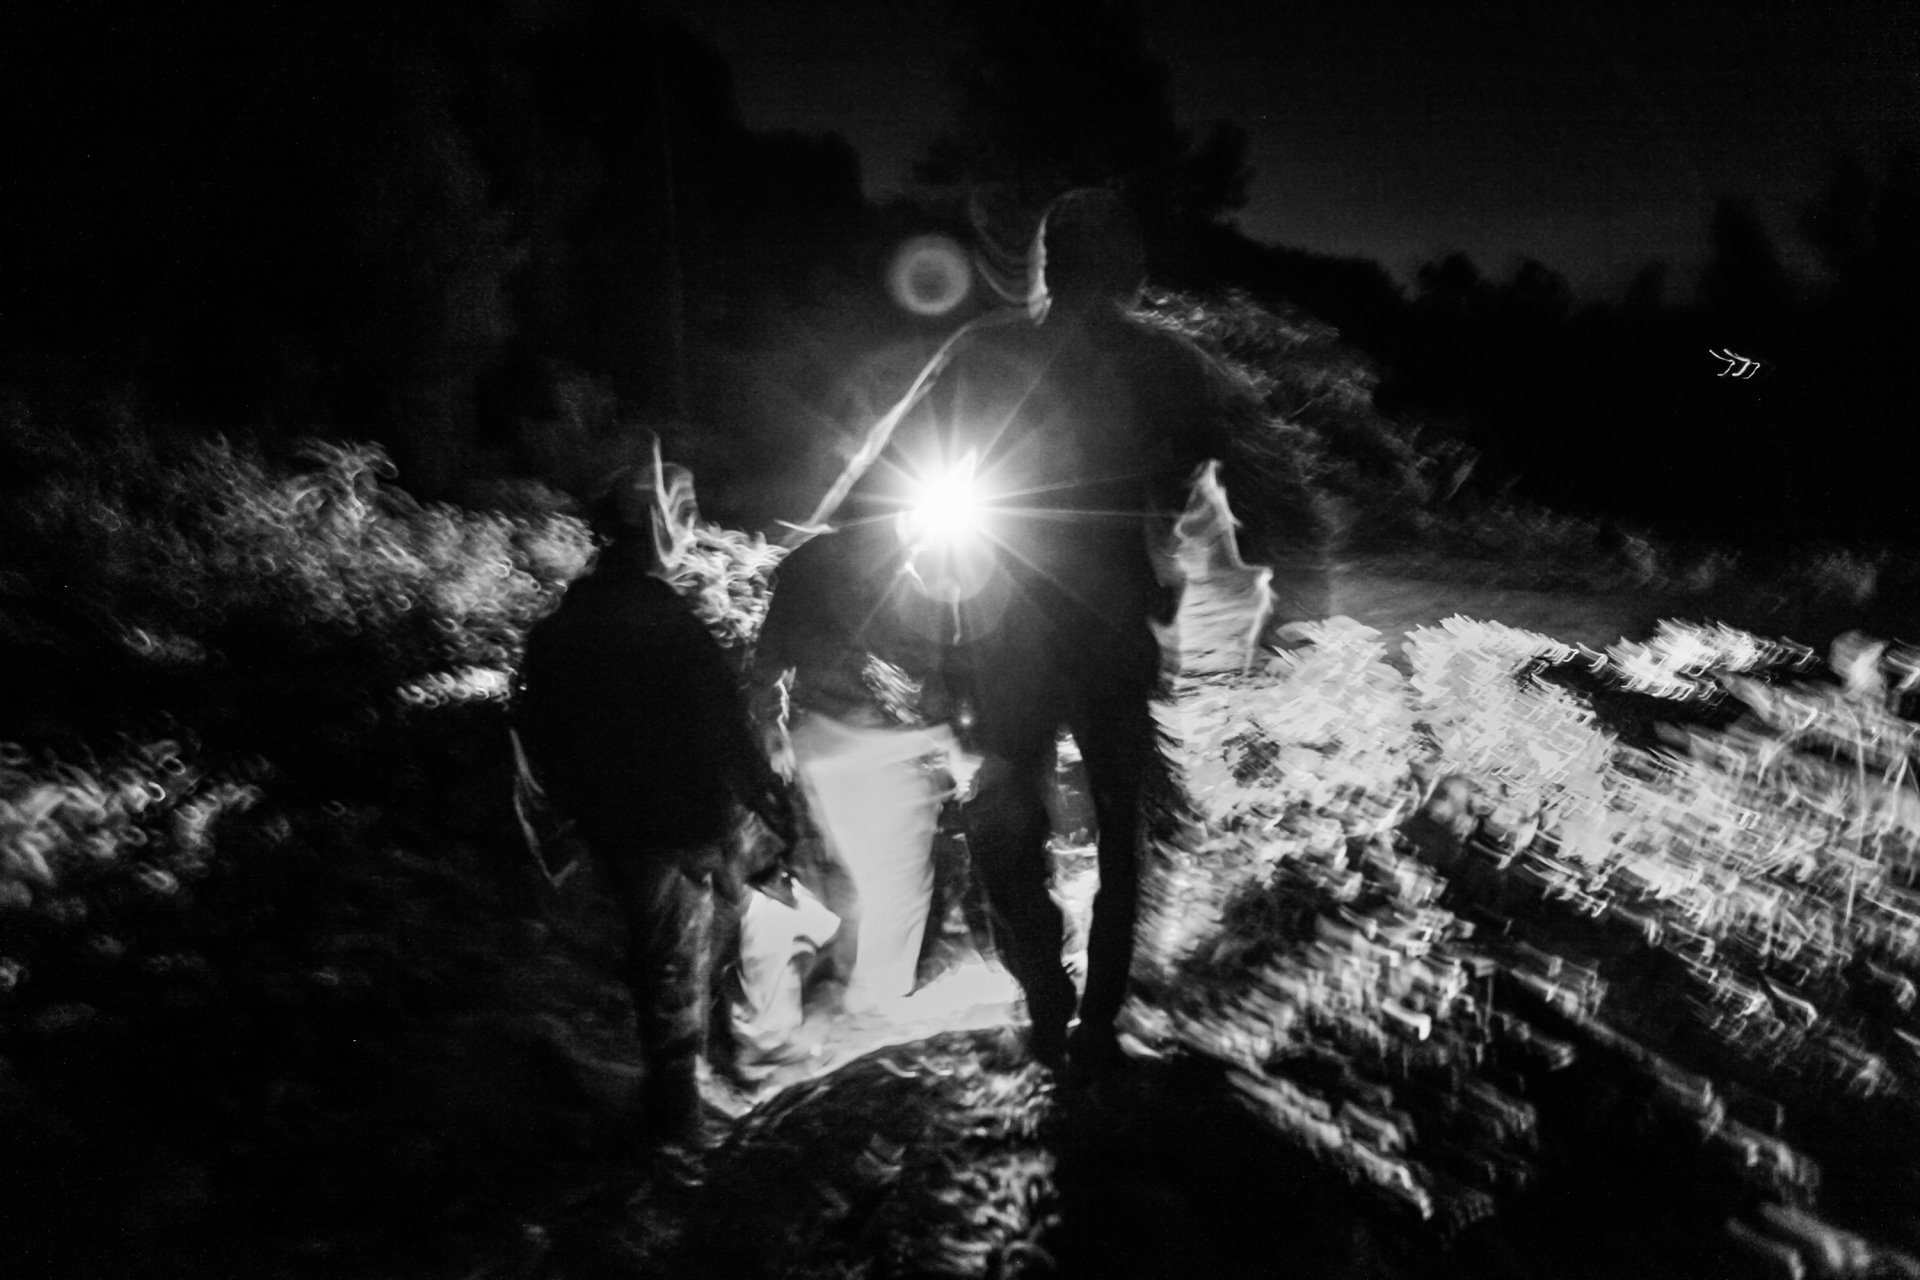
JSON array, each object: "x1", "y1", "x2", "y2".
[
  {"x1": 517, "y1": 470, "x2": 793, "y2": 1145},
  {"x1": 749, "y1": 517, "x2": 971, "y2": 1020},
  {"x1": 848, "y1": 188, "x2": 1265, "y2": 1076}
]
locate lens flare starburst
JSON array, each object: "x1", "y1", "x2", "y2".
[{"x1": 901, "y1": 451, "x2": 988, "y2": 550}]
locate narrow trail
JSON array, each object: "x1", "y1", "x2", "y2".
[
  {"x1": 522, "y1": 565, "x2": 1917, "y2": 1280},
  {"x1": 1320, "y1": 552, "x2": 1906, "y2": 669},
  {"x1": 1324, "y1": 567, "x2": 1681, "y2": 659}
]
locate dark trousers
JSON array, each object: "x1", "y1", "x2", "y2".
[
  {"x1": 595, "y1": 850, "x2": 714, "y2": 1143},
  {"x1": 962, "y1": 618, "x2": 1164, "y2": 1062}
]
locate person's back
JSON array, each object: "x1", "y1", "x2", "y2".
[
  {"x1": 930, "y1": 301, "x2": 1231, "y2": 655},
  {"x1": 752, "y1": 519, "x2": 949, "y2": 728},
  {"x1": 519, "y1": 540, "x2": 743, "y2": 851},
  {"x1": 847, "y1": 188, "x2": 1255, "y2": 1074},
  {"x1": 515, "y1": 471, "x2": 790, "y2": 1146},
  {"x1": 751, "y1": 520, "x2": 965, "y2": 1017}
]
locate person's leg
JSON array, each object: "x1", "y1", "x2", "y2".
[
  {"x1": 726, "y1": 879, "x2": 837, "y2": 1077},
  {"x1": 730, "y1": 887, "x2": 809, "y2": 1052},
  {"x1": 794, "y1": 715, "x2": 942, "y2": 1012},
  {"x1": 960, "y1": 613, "x2": 1081, "y2": 1065},
  {"x1": 600, "y1": 852, "x2": 712, "y2": 1145},
  {"x1": 704, "y1": 882, "x2": 745, "y2": 1075},
  {"x1": 917, "y1": 802, "x2": 980, "y2": 982},
  {"x1": 1065, "y1": 659, "x2": 1174, "y2": 1074},
  {"x1": 964, "y1": 744, "x2": 1077, "y2": 1065},
  {"x1": 787, "y1": 794, "x2": 859, "y2": 998},
  {"x1": 848, "y1": 749, "x2": 941, "y2": 1010}
]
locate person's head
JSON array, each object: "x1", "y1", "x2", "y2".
[
  {"x1": 586, "y1": 468, "x2": 661, "y2": 570},
  {"x1": 587, "y1": 455, "x2": 697, "y2": 571},
  {"x1": 1028, "y1": 188, "x2": 1147, "y2": 319}
]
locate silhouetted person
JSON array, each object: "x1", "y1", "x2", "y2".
[
  {"x1": 749, "y1": 518, "x2": 970, "y2": 1023},
  {"x1": 516, "y1": 470, "x2": 792, "y2": 1145},
  {"x1": 849, "y1": 188, "x2": 1262, "y2": 1075}
]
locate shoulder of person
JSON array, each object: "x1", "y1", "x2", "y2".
[{"x1": 786, "y1": 522, "x2": 905, "y2": 585}]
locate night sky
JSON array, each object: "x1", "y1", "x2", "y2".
[
  {"x1": 2, "y1": 0, "x2": 1913, "y2": 541},
  {"x1": 665, "y1": 0, "x2": 1920, "y2": 296}
]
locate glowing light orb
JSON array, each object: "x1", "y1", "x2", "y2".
[
  {"x1": 895, "y1": 451, "x2": 999, "y2": 604},
  {"x1": 887, "y1": 234, "x2": 973, "y2": 316},
  {"x1": 901, "y1": 452, "x2": 986, "y2": 548}
]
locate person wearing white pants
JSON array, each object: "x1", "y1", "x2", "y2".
[
  {"x1": 729, "y1": 871, "x2": 840, "y2": 1073},
  {"x1": 790, "y1": 709, "x2": 961, "y2": 1014},
  {"x1": 750, "y1": 519, "x2": 966, "y2": 1028}
]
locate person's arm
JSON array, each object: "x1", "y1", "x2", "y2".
[
  {"x1": 696, "y1": 630, "x2": 797, "y2": 846},
  {"x1": 745, "y1": 549, "x2": 812, "y2": 780},
  {"x1": 1166, "y1": 333, "x2": 1284, "y2": 568}
]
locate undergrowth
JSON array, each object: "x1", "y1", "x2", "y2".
[
  {"x1": 1129, "y1": 614, "x2": 1920, "y2": 1264},
  {"x1": 0, "y1": 413, "x2": 618, "y2": 1269},
  {"x1": 2, "y1": 281, "x2": 1916, "y2": 1275},
  {"x1": 0, "y1": 408, "x2": 593, "y2": 770}
]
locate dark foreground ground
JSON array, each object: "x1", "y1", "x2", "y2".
[{"x1": 9, "y1": 561, "x2": 1920, "y2": 1280}]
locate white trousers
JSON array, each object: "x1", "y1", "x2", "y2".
[
  {"x1": 791, "y1": 711, "x2": 952, "y2": 1011},
  {"x1": 731, "y1": 879, "x2": 840, "y2": 1054}
]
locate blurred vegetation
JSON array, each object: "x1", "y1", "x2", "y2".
[
  {"x1": 0, "y1": 280, "x2": 1830, "y2": 1279},
  {"x1": 0, "y1": 3, "x2": 1916, "y2": 1272},
  {"x1": 0, "y1": 411, "x2": 618, "y2": 1275},
  {"x1": 0, "y1": 403, "x2": 591, "y2": 764}
]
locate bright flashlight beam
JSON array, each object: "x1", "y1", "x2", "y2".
[
  {"x1": 783, "y1": 312, "x2": 1034, "y2": 547},
  {"x1": 909, "y1": 454, "x2": 986, "y2": 546}
]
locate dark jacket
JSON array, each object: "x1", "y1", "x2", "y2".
[
  {"x1": 518, "y1": 541, "x2": 782, "y2": 853},
  {"x1": 850, "y1": 301, "x2": 1251, "y2": 672},
  {"x1": 751, "y1": 519, "x2": 951, "y2": 727}
]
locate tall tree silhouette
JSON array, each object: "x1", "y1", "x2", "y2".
[
  {"x1": 140, "y1": 15, "x2": 523, "y2": 488},
  {"x1": 1794, "y1": 144, "x2": 1920, "y2": 537},
  {"x1": 1697, "y1": 196, "x2": 1792, "y2": 346},
  {"x1": 1621, "y1": 261, "x2": 1670, "y2": 316},
  {"x1": 1803, "y1": 144, "x2": 1920, "y2": 309},
  {"x1": 1801, "y1": 151, "x2": 1878, "y2": 288},
  {"x1": 1414, "y1": 253, "x2": 1490, "y2": 327},
  {"x1": 916, "y1": 0, "x2": 1249, "y2": 239},
  {"x1": 0, "y1": 0, "x2": 869, "y2": 497}
]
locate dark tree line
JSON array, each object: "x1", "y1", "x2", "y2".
[
  {"x1": 916, "y1": 0, "x2": 1252, "y2": 244},
  {"x1": 1362, "y1": 162, "x2": 1920, "y2": 553},
  {"x1": 1147, "y1": 153, "x2": 1920, "y2": 554},
  {"x1": 0, "y1": 0, "x2": 1263, "y2": 523},
  {"x1": 0, "y1": 1, "x2": 869, "y2": 500},
  {"x1": 2, "y1": 0, "x2": 1914, "y2": 549}
]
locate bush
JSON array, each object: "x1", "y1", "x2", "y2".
[
  {"x1": 0, "y1": 407, "x2": 593, "y2": 759},
  {"x1": 0, "y1": 407, "x2": 610, "y2": 1237}
]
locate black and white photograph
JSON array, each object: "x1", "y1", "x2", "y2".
[{"x1": 3, "y1": 1, "x2": 1918, "y2": 1276}]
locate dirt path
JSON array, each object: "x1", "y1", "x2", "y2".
[
  {"x1": 1299, "y1": 558, "x2": 1884, "y2": 663},
  {"x1": 546, "y1": 563, "x2": 1904, "y2": 1280},
  {"x1": 1323, "y1": 566, "x2": 1682, "y2": 658}
]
